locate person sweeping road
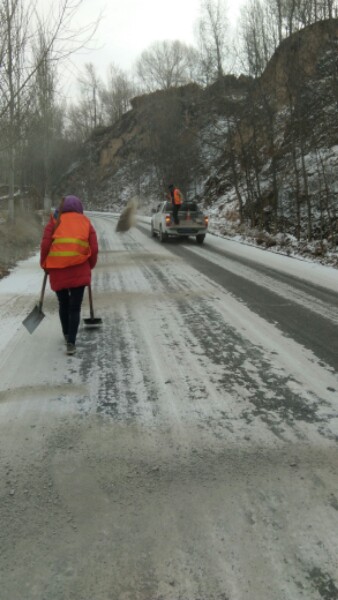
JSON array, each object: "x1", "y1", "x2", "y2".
[{"x1": 40, "y1": 195, "x2": 98, "y2": 355}]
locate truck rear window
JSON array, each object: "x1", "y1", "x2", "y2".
[
  {"x1": 180, "y1": 202, "x2": 198, "y2": 211},
  {"x1": 164, "y1": 201, "x2": 199, "y2": 212}
]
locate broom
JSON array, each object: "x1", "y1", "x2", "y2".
[{"x1": 115, "y1": 198, "x2": 137, "y2": 233}]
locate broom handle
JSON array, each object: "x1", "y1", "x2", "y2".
[
  {"x1": 38, "y1": 272, "x2": 48, "y2": 312},
  {"x1": 88, "y1": 284, "x2": 95, "y2": 319},
  {"x1": 37, "y1": 198, "x2": 63, "y2": 312}
]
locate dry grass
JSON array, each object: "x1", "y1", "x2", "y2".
[
  {"x1": 224, "y1": 208, "x2": 240, "y2": 223},
  {"x1": 0, "y1": 210, "x2": 43, "y2": 279}
]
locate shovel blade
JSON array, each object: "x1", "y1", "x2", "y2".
[
  {"x1": 83, "y1": 317, "x2": 102, "y2": 329},
  {"x1": 22, "y1": 305, "x2": 45, "y2": 334}
]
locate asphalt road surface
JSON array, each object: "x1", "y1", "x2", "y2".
[{"x1": 0, "y1": 214, "x2": 337, "y2": 600}]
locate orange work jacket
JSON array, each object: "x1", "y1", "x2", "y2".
[
  {"x1": 44, "y1": 212, "x2": 91, "y2": 269},
  {"x1": 173, "y1": 188, "x2": 183, "y2": 205}
]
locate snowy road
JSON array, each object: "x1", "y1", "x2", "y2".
[{"x1": 0, "y1": 213, "x2": 337, "y2": 600}]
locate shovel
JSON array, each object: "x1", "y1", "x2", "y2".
[
  {"x1": 22, "y1": 272, "x2": 48, "y2": 334},
  {"x1": 83, "y1": 284, "x2": 102, "y2": 329}
]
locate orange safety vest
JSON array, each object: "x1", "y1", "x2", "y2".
[
  {"x1": 44, "y1": 212, "x2": 91, "y2": 269},
  {"x1": 173, "y1": 188, "x2": 183, "y2": 205}
]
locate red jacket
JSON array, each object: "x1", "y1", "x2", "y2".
[{"x1": 40, "y1": 213, "x2": 98, "y2": 292}]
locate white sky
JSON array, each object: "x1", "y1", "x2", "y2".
[{"x1": 57, "y1": 0, "x2": 245, "y2": 96}]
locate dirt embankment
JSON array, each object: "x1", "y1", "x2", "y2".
[{"x1": 0, "y1": 211, "x2": 44, "y2": 280}]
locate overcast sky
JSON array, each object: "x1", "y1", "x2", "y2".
[{"x1": 60, "y1": 0, "x2": 244, "y2": 96}]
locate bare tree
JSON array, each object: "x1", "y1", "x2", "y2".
[
  {"x1": 31, "y1": 29, "x2": 58, "y2": 208},
  {"x1": 66, "y1": 101, "x2": 94, "y2": 144},
  {"x1": 239, "y1": 0, "x2": 279, "y2": 76},
  {"x1": 196, "y1": 0, "x2": 228, "y2": 82},
  {"x1": 0, "y1": 0, "x2": 99, "y2": 220},
  {"x1": 297, "y1": 0, "x2": 338, "y2": 25},
  {"x1": 135, "y1": 40, "x2": 198, "y2": 92},
  {"x1": 284, "y1": 43, "x2": 314, "y2": 240},
  {"x1": 226, "y1": 115, "x2": 245, "y2": 223},
  {"x1": 100, "y1": 64, "x2": 135, "y2": 125},
  {"x1": 77, "y1": 63, "x2": 103, "y2": 130},
  {"x1": 0, "y1": 0, "x2": 31, "y2": 219},
  {"x1": 238, "y1": 0, "x2": 338, "y2": 79}
]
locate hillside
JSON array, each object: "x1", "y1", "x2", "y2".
[{"x1": 56, "y1": 19, "x2": 338, "y2": 264}]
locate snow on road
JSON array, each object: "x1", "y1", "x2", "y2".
[
  {"x1": 207, "y1": 231, "x2": 338, "y2": 293},
  {"x1": 0, "y1": 213, "x2": 337, "y2": 600}
]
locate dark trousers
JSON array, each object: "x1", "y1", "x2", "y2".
[
  {"x1": 173, "y1": 204, "x2": 180, "y2": 224},
  {"x1": 56, "y1": 286, "x2": 85, "y2": 345}
]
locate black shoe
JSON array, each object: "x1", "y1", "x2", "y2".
[{"x1": 66, "y1": 343, "x2": 76, "y2": 355}]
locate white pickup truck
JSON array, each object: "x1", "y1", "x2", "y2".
[{"x1": 151, "y1": 200, "x2": 209, "y2": 244}]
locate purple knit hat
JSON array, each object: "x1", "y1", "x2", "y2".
[{"x1": 62, "y1": 195, "x2": 83, "y2": 214}]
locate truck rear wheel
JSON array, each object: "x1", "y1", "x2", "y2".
[
  {"x1": 159, "y1": 228, "x2": 168, "y2": 243},
  {"x1": 196, "y1": 234, "x2": 205, "y2": 244}
]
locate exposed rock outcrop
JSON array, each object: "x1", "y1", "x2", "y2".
[{"x1": 55, "y1": 19, "x2": 338, "y2": 244}]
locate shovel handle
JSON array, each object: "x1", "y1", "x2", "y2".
[{"x1": 38, "y1": 272, "x2": 48, "y2": 312}]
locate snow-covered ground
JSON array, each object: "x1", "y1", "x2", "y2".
[
  {"x1": 0, "y1": 213, "x2": 337, "y2": 600},
  {"x1": 138, "y1": 213, "x2": 338, "y2": 291},
  {"x1": 1, "y1": 215, "x2": 337, "y2": 355}
]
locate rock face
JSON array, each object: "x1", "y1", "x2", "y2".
[
  {"x1": 56, "y1": 19, "x2": 338, "y2": 242},
  {"x1": 261, "y1": 19, "x2": 338, "y2": 106}
]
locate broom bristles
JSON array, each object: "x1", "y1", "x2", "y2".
[{"x1": 115, "y1": 198, "x2": 138, "y2": 233}]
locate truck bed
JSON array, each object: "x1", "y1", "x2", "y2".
[{"x1": 151, "y1": 201, "x2": 209, "y2": 243}]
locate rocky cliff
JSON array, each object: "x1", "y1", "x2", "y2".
[{"x1": 56, "y1": 19, "x2": 338, "y2": 246}]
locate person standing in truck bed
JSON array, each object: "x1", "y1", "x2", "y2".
[{"x1": 168, "y1": 183, "x2": 183, "y2": 225}]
